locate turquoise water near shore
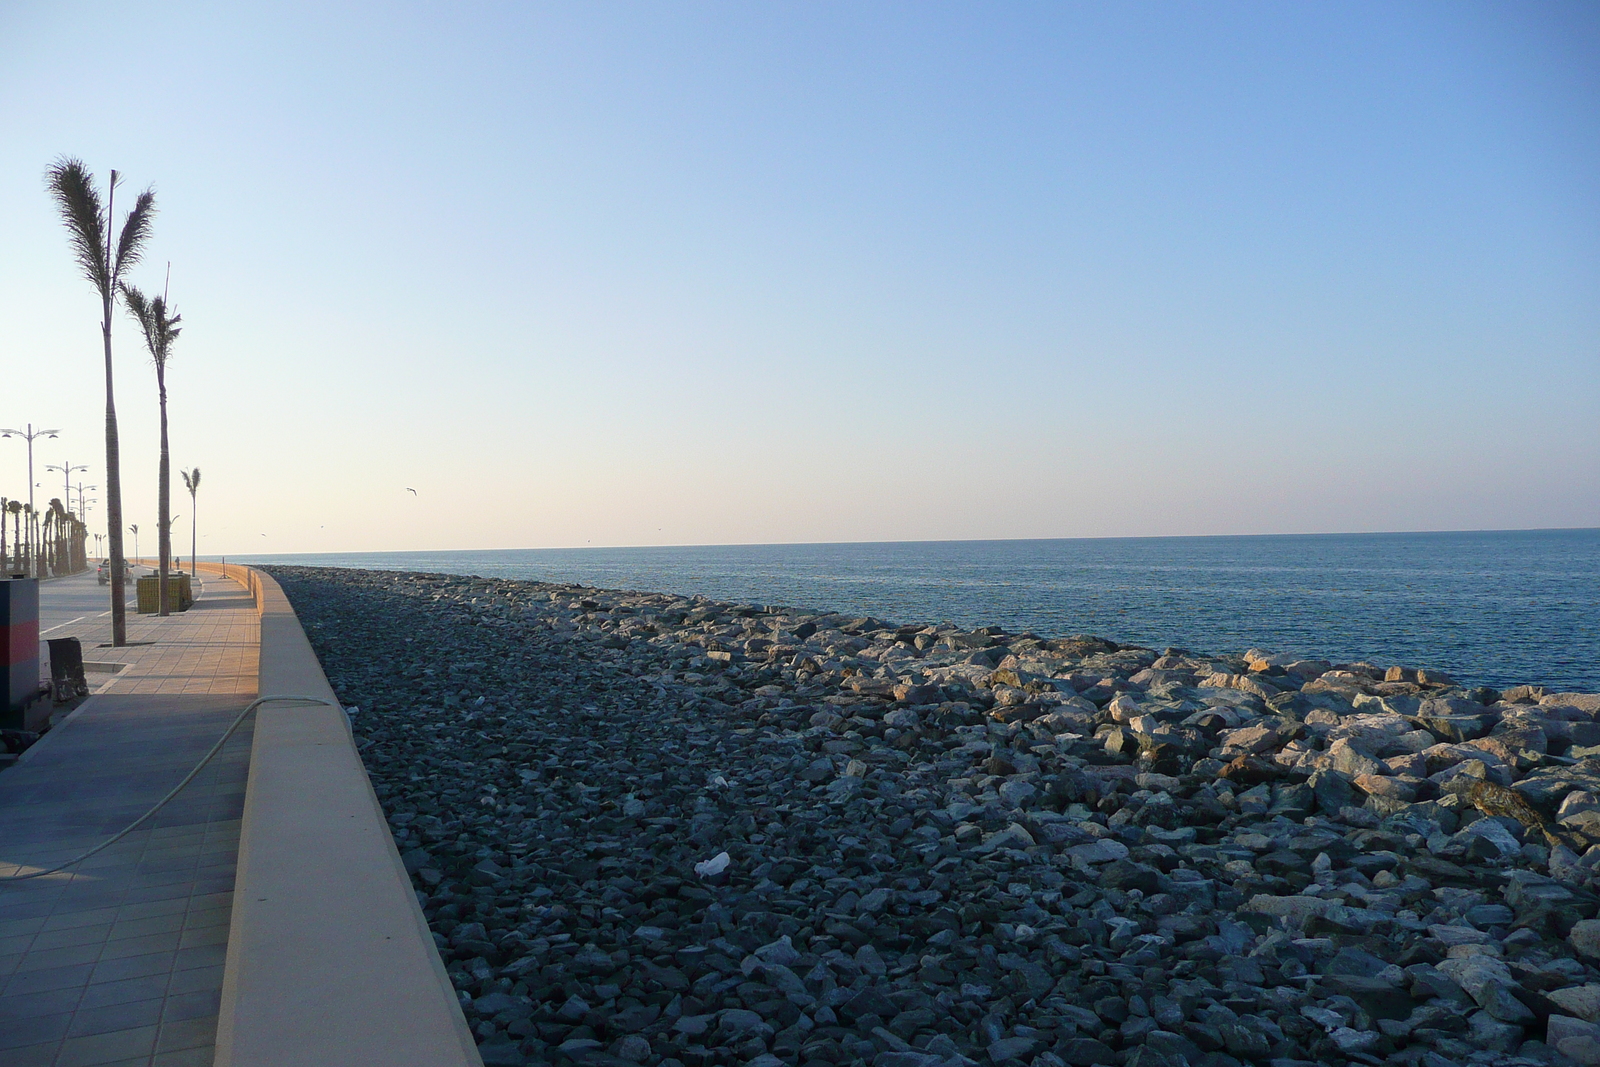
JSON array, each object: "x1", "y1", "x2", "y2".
[{"x1": 236, "y1": 528, "x2": 1600, "y2": 693}]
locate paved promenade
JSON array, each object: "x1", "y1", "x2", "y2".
[{"x1": 0, "y1": 573, "x2": 258, "y2": 1067}]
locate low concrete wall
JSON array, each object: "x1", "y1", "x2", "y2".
[
  {"x1": 214, "y1": 565, "x2": 482, "y2": 1067},
  {"x1": 190, "y1": 561, "x2": 263, "y2": 609}
]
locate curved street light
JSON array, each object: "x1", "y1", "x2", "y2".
[{"x1": 1, "y1": 424, "x2": 60, "y2": 575}]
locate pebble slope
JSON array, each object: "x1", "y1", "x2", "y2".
[{"x1": 268, "y1": 565, "x2": 1600, "y2": 1067}]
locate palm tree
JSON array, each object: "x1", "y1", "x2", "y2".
[
  {"x1": 23, "y1": 505, "x2": 36, "y2": 575},
  {"x1": 5, "y1": 500, "x2": 19, "y2": 572},
  {"x1": 122, "y1": 284, "x2": 181, "y2": 615},
  {"x1": 47, "y1": 159, "x2": 155, "y2": 646},
  {"x1": 41, "y1": 503, "x2": 56, "y2": 576},
  {"x1": 181, "y1": 468, "x2": 200, "y2": 577}
]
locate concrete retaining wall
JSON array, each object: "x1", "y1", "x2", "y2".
[{"x1": 212, "y1": 564, "x2": 482, "y2": 1067}]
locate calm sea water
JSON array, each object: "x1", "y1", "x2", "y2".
[{"x1": 235, "y1": 529, "x2": 1600, "y2": 693}]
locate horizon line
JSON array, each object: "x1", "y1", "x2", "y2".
[{"x1": 216, "y1": 524, "x2": 1600, "y2": 559}]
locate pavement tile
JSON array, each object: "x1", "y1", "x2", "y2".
[
  {"x1": 53, "y1": 1023, "x2": 158, "y2": 1067},
  {"x1": 2, "y1": 959, "x2": 93, "y2": 993},
  {"x1": 152, "y1": 1045, "x2": 215, "y2": 1067},
  {"x1": 0, "y1": 984, "x2": 81, "y2": 1022},
  {"x1": 112, "y1": 897, "x2": 188, "y2": 922},
  {"x1": 154, "y1": 1013, "x2": 216, "y2": 1053},
  {"x1": 98, "y1": 930, "x2": 181, "y2": 960},
  {"x1": 171, "y1": 943, "x2": 225, "y2": 971},
  {"x1": 107, "y1": 911, "x2": 185, "y2": 940},
  {"x1": 179, "y1": 906, "x2": 228, "y2": 932},
  {"x1": 76, "y1": 973, "x2": 169, "y2": 1010},
  {"x1": 67, "y1": 995, "x2": 166, "y2": 1038},
  {"x1": 0, "y1": 900, "x2": 56, "y2": 924},
  {"x1": 117, "y1": 882, "x2": 193, "y2": 907},
  {"x1": 0, "y1": 933, "x2": 34, "y2": 956},
  {"x1": 0, "y1": 1011, "x2": 72, "y2": 1051},
  {"x1": 41, "y1": 907, "x2": 121, "y2": 932},
  {"x1": 186, "y1": 892, "x2": 231, "y2": 912},
  {"x1": 14, "y1": 942, "x2": 102, "y2": 973},
  {"x1": 0, "y1": 1041, "x2": 58, "y2": 1066},
  {"x1": 27, "y1": 923, "x2": 112, "y2": 952},
  {"x1": 176, "y1": 925, "x2": 226, "y2": 950},
  {"x1": 0, "y1": 915, "x2": 47, "y2": 939},
  {"x1": 159, "y1": 987, "x2": 220, "y2": 1023},
  {"x1": 163, "y1": 964, "x2": 221, "y2": 996},
  {"x1": 89, "y1": 949, "x2": 176, "y2": 984}
]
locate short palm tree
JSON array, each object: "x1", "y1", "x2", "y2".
[
  {"x1": 181, "y1": 468, "x2": 200, "y2": 577},
  {"x1": 122, "y1": 284, "x2": 181, "y2": 615},
  {"x1": 5, "y1": 500, "x2": 20, "y2": 572},
  {"x1": 46, "y1": 159, "x2": 155, "y2": 646}
]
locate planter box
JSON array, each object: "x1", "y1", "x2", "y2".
[{"x1": 136, "y1": 573, "x2": 194, "y2": 614}]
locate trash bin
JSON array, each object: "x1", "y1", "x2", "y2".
[
  {"x1": 1, "y1": 577, "x2": 39, "y2": 727},
  {"x1": 47, "y1": 637, "x2": 87, "y2": 701},
  {"x1": 136, "y1": 574, "x2": 193, "y2": 614}
]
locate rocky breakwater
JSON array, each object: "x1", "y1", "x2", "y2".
[{"x1": 267, "y1": 564, "x2": 1600, "y2": 1067}]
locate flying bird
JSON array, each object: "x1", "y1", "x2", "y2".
[{"x1": 407, "y1": 488, "x2": 418, "y2": 495}]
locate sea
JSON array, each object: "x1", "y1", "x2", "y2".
[{"x1": 233, "y1": 528, "x2": 1600, "y2": 694}]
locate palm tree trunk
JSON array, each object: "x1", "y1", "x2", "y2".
[
  {"x1": 157, "y1": 368, "x2": 170, "y2": 616},
  {"x1": 190, "y1": 493, "x2": 197, "y2": 578},
  {"x1": 104, "y1": 291, "x2": 127, "y2": 644}
]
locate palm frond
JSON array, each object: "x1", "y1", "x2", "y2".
[
  {"x1": 119, "y1": 283, "x2": 181, "y2": 366},
  {"x1": 121, "y1": 282, "x2": 151, "y2": 331},
  {"x1": 113, "y1": 189, "x2": 157, "y2": 282},
  {"x1": 45, "y1": 157, "x2": 110, "y2": 294}
]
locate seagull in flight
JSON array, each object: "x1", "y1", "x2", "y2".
[{"x1": 406, "y1": 487, "x2": 418, "y2": 495}]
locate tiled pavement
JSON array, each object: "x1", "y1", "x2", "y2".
[{"x1": 0, "y1": 577, "x2": 258, "y2": 1066}]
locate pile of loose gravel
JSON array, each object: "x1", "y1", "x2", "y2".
[{"x1": 268, "y1": 565, "x2": 1600, "y2": 1067}]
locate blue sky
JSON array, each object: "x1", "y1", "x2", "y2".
[{"x1": 1, "y1": 2, "x2": 1596, "y2": 552}]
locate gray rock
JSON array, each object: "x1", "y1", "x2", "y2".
[
  {"x1": 1551, "y1": 1015, "x2": 1600, "y2": 1066},
  {"x1": 986, "y1": 1035, "x2": 1038, "y2": 1062},
  {"x1": 1549, "y1": 985, "x2": 1600, "y2": 1023},
  {"x1": 1437, "y1": 956, "x2": 1534, "y2": 1023},
  {"x1": 1058, "y1": 1038, "x2": 1116, "y2": 1066},
  {"x1": 1574, "y1": 920, "x2": 1600, "y2": 960}
]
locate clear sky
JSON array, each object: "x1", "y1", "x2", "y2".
[{"x1": 2, "y1": 2, "x2": 1596, "y2": 555}]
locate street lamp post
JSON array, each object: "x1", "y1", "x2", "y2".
[
  {"x1": 130, "y1": 524, "x2": 140, "y2": 567},
  {"x1": 46, "y1": 460, "x2": 90, "y2": 575},
  {"x1": 46, "y1": 460, "x2": 90, "y2": 513},
  {"x1": 1, "y1": 424, "x2": 60, "y2": 576},
  {"x1": 72, "y1": 483, "x2": 97, "y2": 521}
]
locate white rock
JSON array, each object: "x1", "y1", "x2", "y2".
[
  {"x1": 1559, "y1": 791, "x2": 1600, "y2": 822},
  {"x1": 1549, "y1": 986, "x2": 1600, "y2": 1023},
  {"x1": 1328, "y1": 1027, "x2": 1379, "y2": 1054},
  {"x1": 694, "y1": 851, "x2": 731, "y2": 878},
  {"x1": 1572, "y1": 919, "x2": 1600, "y2": 960},
  {"x1": 1456, "y1": 817, "x2": 1523, "y2": 859}
]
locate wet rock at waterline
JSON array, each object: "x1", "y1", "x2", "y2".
[{"x1": 269, "y1": 566, "x2": 1600, "y2": 1067}]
